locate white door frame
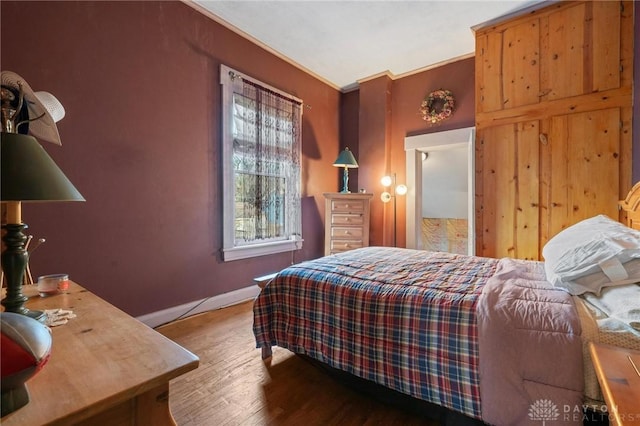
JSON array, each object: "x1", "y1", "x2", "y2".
[{"x1": 404, "y1": 127, "x2": 475, "y2": 255}]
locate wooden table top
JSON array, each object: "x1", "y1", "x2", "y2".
[
  {"x1": 589, "y1": 342, "x2": 640, "y2": 425},
  {"x1": 1, "y1": 282, "x2": 199, "y2": 425}
]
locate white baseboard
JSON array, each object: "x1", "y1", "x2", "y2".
[{"x1": 137, "y1": 284, "x2": 261, "y2": 329}]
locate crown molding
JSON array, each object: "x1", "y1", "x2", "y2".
[{"x1": 182, "y1": 0, "x2": 342, "y2": 92}]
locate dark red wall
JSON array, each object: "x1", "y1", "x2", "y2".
[
  {"x1": 634, "y1": 2, "x2": 640, "y2": 183},
  {"x1": 1, "y1": 1, "x2": 340, "y2": 316},
  {"x1": 390, "y1": 58, "x2": 477, "y2": 248},
  {"x1": 347, "y1": 59, "x2": 477, "y2": 248}
]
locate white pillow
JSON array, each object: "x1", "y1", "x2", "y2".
[{"x1": 542, "y1": 215, "x2": 640, "y2": 295}]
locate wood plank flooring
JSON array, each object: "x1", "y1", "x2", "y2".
[{"x1": 157, "y1": 300, "x2": 440, "y2": 426}]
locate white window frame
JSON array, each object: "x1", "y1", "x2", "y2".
[{"x1": 220, "y1": 64, "x2": 303, "y2": 261}]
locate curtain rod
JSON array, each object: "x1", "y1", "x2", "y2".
[{"x1": 228, "y1": 70, "x2": 310, "y2": 109}]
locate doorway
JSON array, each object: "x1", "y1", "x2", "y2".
[{"x1": 404, "y1": 127, "x2": 475, "y2": 255}]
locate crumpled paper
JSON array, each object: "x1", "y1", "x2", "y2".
[{"x1": 44, "y1": 309, "x2": 76, "y2": 327}]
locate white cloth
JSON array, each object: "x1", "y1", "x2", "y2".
[{"x1": 44, "y1": 309, "x2": 76, "y2": 327}]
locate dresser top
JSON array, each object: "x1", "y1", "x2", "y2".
[{"x1": 323, "y1": 192, "x2": 373, "y2": 199}]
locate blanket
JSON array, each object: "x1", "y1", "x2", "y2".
[
  {"x1": 254, "y1": 247, "x2": 499, "y2": 419},
  {"x1": 478, "y1": 258, "x2": 583, "y2": 425}
]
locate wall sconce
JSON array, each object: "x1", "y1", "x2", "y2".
[
  {"x1": 380, "y1": 173, "x2": 407, "y2": 246},
  {"x1": 333, "y1": 147, "x2": 359, "y2": 193}
]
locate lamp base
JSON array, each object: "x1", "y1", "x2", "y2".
[
  {"x1": 340, "y1": 167, "x2": 351, "y2": 193},
  {"x1": 23, "y1": 309, "x2": 46, "y2": 323},
  {"x1": 1, "y1": 223, "x2": 45, "y2": 323},
  {"x1": 2, "y1": 306, "x2": 47, "y2": 323}
]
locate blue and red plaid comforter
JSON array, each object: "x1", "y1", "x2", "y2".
[{"x1": 253, "y1": 246, "x2": 499, "y2": 419}]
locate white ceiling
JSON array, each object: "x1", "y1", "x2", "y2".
[{"x1": 190, "y1": 0, "x2": 542, "y2": 91}]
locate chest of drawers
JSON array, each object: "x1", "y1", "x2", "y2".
[{"x1": 324, "y1": 192, "x2": 373, "y2": 255}]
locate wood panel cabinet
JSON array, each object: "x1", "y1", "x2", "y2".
[
  {"x1": 474, "y1": 0, "x2": 633, "y2": 259},
  {"x1": 324, "y1": 193, "x2": 372, "y2": 256}
]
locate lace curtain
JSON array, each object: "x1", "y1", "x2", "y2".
[{"x1": 230, "y1": 76, "x2": 302, "y2": 244}]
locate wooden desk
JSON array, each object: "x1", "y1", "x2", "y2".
[
  {"x1": 589, "y1": 342, "x2": 640, "y2": 425},
  {"x1": 1, "y1": 282, "x2": 199, "y2": 425}
]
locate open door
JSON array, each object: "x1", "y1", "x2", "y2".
[{"x1": 405, "y1": 127, "x2": 475, "y2": 255}]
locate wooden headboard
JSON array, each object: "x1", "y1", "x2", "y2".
[{"x1": 619, "y1": 182, "x2": 640, "y2": 230}]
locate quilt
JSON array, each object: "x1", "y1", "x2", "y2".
[{"x1": 253, "y1": 246, "x2": 499, "y2": 419}]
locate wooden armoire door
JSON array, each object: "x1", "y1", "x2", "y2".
[
  {"x1": 545, "y1": 108, "x2": 622, "y2": 240},
  {"x1": 475, "y1": 0, "x2": 633, "y2": 260},
  {"x1": 477, "y1": 121, "x2": 540, "y2": 260}
]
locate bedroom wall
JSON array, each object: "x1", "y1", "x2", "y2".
[
  {"x1": 0, "y1": 1, "x2": 340, "y2": 316},
  {"x1": 422, "y1": 147, "x2": 469, "y2": 219},
  {"x1": 634, "y1": 2, "x2": 640, "y2": 184},
  {"x1": 350, "y1": 57, "x2": 476, "y2": 248}
]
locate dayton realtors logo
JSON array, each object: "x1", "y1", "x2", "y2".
[{"x1": 529, "y1": 399, "x2": 560, "y2": 425}]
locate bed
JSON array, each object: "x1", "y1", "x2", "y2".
[{"x1": 253, "y1": 186, "x2": 640, "y2": 425}]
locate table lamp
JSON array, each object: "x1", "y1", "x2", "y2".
[
  {"x1": 1, "y1": 77, "x2": 84, "y2": 322},
  {"x1": 333, "y1": 147, "x2": 359, "y2": 193}
]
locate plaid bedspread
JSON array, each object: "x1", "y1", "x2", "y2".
[{"x1": 253, "y1": 246, "x2": 499, "y2": 419}]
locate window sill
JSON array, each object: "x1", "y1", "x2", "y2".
[{"x1": 223, "y1": 239, "x2": 303, "y2": 262}]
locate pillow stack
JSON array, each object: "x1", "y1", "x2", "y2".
[{"x1": 542, "y1": 215, "x2": 640, "y2": 295}]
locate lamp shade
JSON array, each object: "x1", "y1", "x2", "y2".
[
  {"x1": 1, "y1": 133, "x2": 84, "y2": 202},
  {"x1": 333, "y1": 148, "x2": 359, "y2": 168}
]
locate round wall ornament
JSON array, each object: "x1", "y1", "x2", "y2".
[{"x1": 420, "y1": 89, "x2": 455, "y2": 124}]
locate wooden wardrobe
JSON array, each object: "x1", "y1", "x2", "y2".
[{"x1": 474, "y1": 0, "x2": 634, "y2": 260}]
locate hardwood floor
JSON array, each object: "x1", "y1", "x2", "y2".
[{"x1": 157, "y1": 300, "x2": 440, "y2": 426}]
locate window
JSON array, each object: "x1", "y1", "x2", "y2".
[{"x1": 220, "y1": 65, "x2": 303, "y2": 261}]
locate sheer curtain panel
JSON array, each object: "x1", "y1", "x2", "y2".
[{"x1": 220, "y1": 65, "x2": 303, "y2": 261}]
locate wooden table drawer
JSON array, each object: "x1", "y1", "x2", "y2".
[
  {"x1": 330, "y1": 239, "x2": 363, "y2": 252},
  {"x1": 331, "y1": 199, "x2": 365, "y2": 213},
  {"x1": 331, "y1": 214, "x2": 364, "y2": 226},
  {"x1": 330, "y1": 226, "x2": 364, "y2": 239}
]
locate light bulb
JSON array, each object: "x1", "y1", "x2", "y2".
[
  {"x1": 396, "y1": 184, "x2": 407, "y2": 196},
  {"x1": 381, "y1": 175, "x2": 392, "y2": 187},
  {"x1": 380, "y1": 192, "x2": 392, "y2": 203}
]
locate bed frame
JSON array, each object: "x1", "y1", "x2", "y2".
[{"x1": 619, "y1": 181, "x2": 640, "y2": 230}]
